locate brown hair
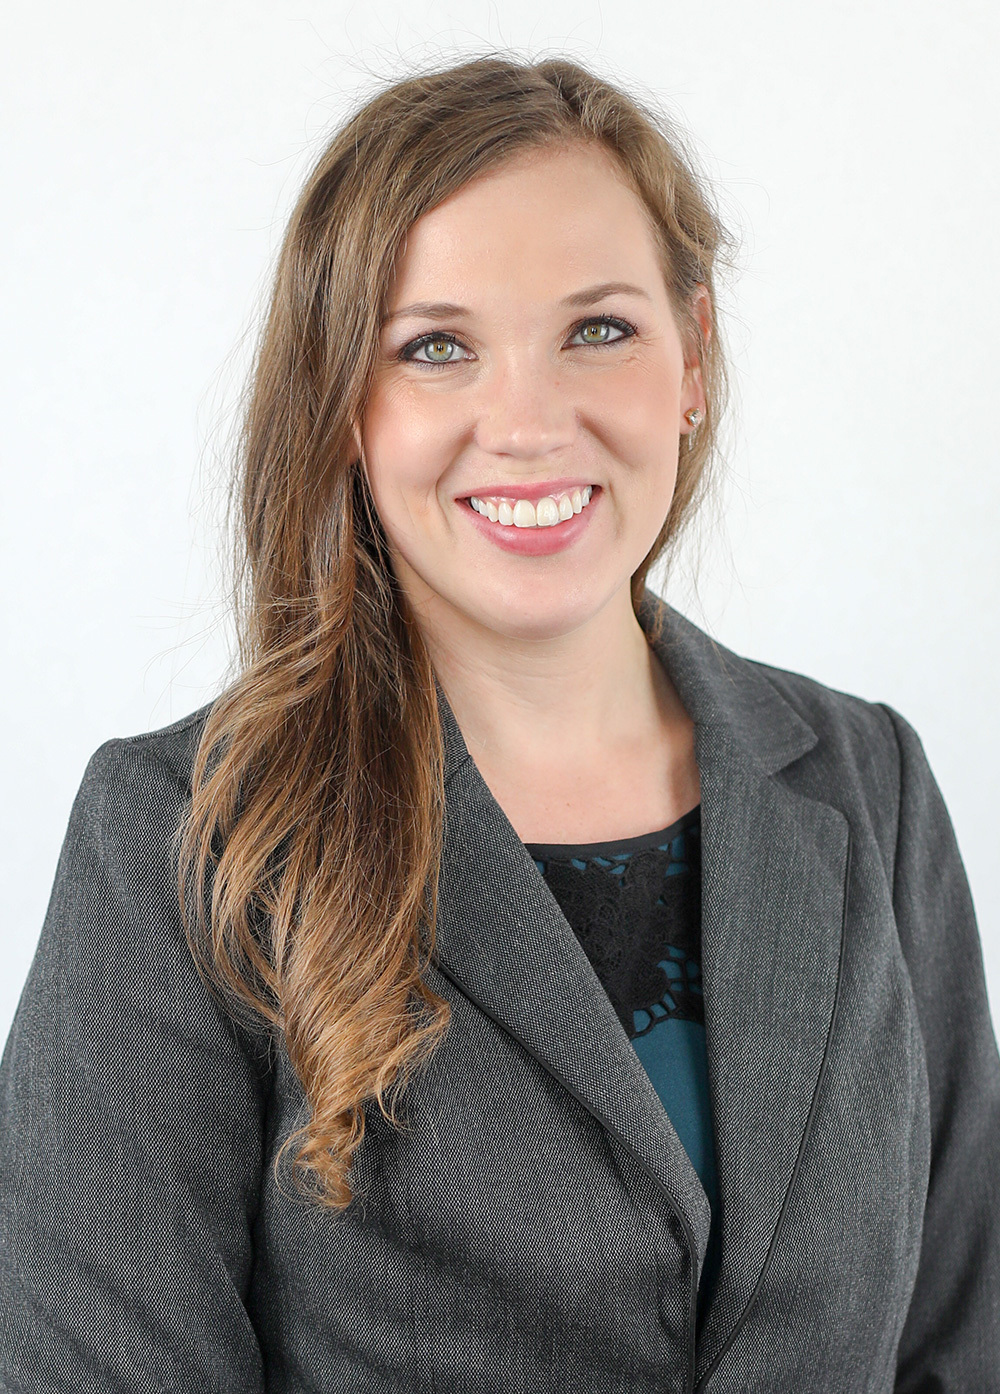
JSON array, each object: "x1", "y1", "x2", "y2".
[{"x1": 176, "y1": 51, "x2": 733, "y2": 1212}]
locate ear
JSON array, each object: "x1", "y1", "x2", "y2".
[{"x1": 680, "y1": 283, "x2": 712, "y2": 436}]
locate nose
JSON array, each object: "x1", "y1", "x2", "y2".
[{"x1": 472, "y1": 358, "x2": 577, "y2": 460}]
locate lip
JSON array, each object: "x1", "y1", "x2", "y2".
[
  {"x1": 457, "y1": 477, "x2": 598, "y2": 504},
  {"x1": 459, "y1": 486, "x2": 601, "y2": 556}
]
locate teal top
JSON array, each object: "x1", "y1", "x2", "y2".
[{"x1": 524, "y1": 806, "x2": 721, "y2": 1330}]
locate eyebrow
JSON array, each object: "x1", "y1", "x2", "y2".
[{"x1": 382, "y1": 281, "x2": 652, "y2": 324}]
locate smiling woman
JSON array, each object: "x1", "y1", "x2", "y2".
[
  {"x1": 2, "y1": 50, "x2": 998, "y2": 1394},
  {"x1": 359, "y1": 142, "x2": 710, "y2": 648},
  {"x1": 356, "y1": 138, "x2": 714, "y2": 842}
]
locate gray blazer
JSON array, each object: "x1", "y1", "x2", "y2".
[{"x1": 2, "y1": 589, "x2": 998, "y2": 1393}]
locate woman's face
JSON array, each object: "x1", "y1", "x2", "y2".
[{"x1": 357, "y1": 141, "x2": 709, "y2": 645}]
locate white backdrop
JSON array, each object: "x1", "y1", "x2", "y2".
[{"x1": 2, "y1": 0, "x2": 998, "y2": 1047}]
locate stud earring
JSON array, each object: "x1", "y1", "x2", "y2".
[{"x1": 685, "y1": 408, "x2": 703, "y2": 428}]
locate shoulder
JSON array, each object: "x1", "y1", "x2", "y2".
[
  {"x1": 736, "y1": 651, "x2": 944, "y2": 870},
  {"x1": 101, "y1": 700, "x2": 213, "y2": 789},
  {"x1": 73, "y1": 702, "x2": 215, "y2": 867},
  {"x1": 749, "y1": 652, "x2": 904, "y2": 771},
  {"x1": 733, "y1": 652, "x2": 951, "y2": 900},
  {"x1": 650, "y1": 598, "x2": 907, "y2": 796}
]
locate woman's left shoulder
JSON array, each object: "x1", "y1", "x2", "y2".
[
  {"x1": 739, "y1": 651, "x2": 955, "y2": 882},
  {"x1": 747, "y1": 649, "x2": 903, "y2": 758},
  {"x1": 746, "y1": 651, "x2": 915, "y2": 785}
]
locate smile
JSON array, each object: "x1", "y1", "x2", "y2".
[{"x1": 467, "y1": 486, "x2": 594, "y2": 528}]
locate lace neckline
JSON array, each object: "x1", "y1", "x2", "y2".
[{"x1": 523, "y1": 803, "x2": 701, "y2": 862}]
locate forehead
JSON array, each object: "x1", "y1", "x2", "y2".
[{"x1": 386, "y1": 144, "x2": 665, "y2": 307}]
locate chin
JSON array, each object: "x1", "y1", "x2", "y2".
[{"x1": 469, "y1": 582, "x2": 607, "y2": 640}]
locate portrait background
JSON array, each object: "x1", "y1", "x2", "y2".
[{"x1": 2, "y1": 0, "x2": 997, "y2": 1044}]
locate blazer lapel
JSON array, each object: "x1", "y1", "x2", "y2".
[
  {"x1": 690, "y1": 722, "x2": 850, "y2": 1379},
  {"x1": 430, "y1": 724, "x2": 714, "y2": 1268},
  {"x1": 430, "y1": 589, "x2": 850, "y2": 1377}
]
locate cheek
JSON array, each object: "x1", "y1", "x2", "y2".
[
  {"x1": 627, "y1": 350, "x2": 684, "y2": 424},
  {"x1": 593, "y1": 360, "x2": 682, "y2": 482},
  {"x1": 361, "y1": 383, "x2": 453, "y2": 509}
]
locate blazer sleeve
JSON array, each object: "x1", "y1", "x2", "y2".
[
  {"x1": 0, "y1": 736, "x2": 270, "y2": 1393},
  {"x1": 879, "y1": 704, "x2": 1000, "y2": 1390}
]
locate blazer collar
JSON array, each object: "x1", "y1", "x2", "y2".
[{"x1": 430, "y1": 588, "x2": 850, "y2": 1380}]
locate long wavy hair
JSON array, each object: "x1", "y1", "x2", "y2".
[{"x1": 176, "y1": 51, "x2": 733, "y2": 1213}]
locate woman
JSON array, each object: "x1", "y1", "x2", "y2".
[{"x1": 1, "y1": 53, "x2": 997, "y2": 1394}]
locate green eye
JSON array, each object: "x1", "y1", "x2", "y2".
[
  {"x1": 574, "y1": 316, "x2": 634, "y2": 345},
  {"x1": 422, "y1": 337, "x2": 459, "y2": 362},
  {"x1": 400, "y1": 333, "x2": 467, "y2": 366},
  {"x1": 398, "y1": 314, "x2": 636, "y2": 370}
]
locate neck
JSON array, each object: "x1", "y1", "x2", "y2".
[{"x1": 410, "y1": 585, "x2": 682, "y2": 769}]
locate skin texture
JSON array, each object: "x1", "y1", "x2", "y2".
[{"x1": 356, "y1": 141, "x2": 710, "y2": 841}]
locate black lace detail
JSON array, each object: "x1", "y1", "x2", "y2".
[{"x1": 533, "y1": 821, "x2": 702, "y2": 1040}]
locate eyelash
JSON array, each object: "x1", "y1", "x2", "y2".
[{"x1": 396, "y1": 313, "x2": 638, "y2": 369}]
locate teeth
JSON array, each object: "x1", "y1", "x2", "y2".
[{"x1": 469, "y1": 486, "x2": 594, "y2": 528}]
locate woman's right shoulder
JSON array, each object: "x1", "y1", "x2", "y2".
[
  {"x1": 54, "y1": 703, "x2": 222, "y2": 914},
  {"x1": 88, "y1": 699, "x2": 214, "y2": 795},
  {"x1": 76, "y1": 700, "x2": 216, "y2": 829},
  {"x1": 45, "y1": 698, "x2": 276, "y2": 1071}
]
